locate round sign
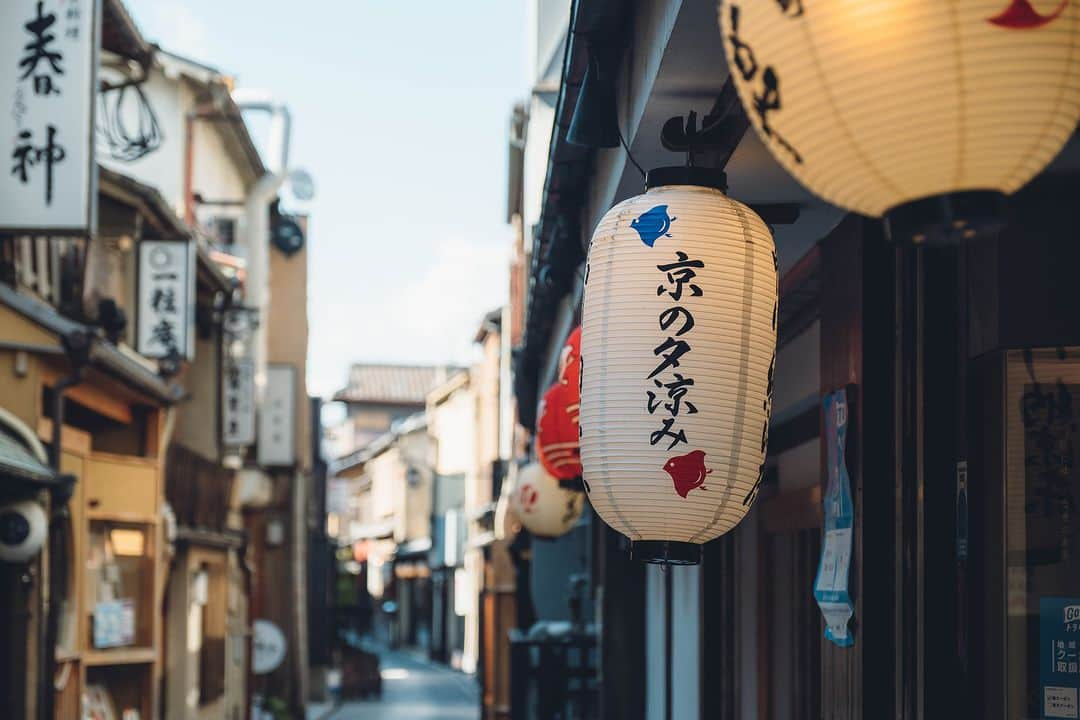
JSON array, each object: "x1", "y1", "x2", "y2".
[
  {"x1": 252, "y1": 619, "x2": 287, "y2": 675},
  {"x1": 287, "y1": 168, "x2": 316, "y2": 202}
]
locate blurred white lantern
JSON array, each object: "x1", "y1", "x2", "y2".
[
  {"x1": 718, "y1": 1, "x2": 1080, "y2": 242},
  {"x1": 580, "y1": 168, "x2": 776, "y2": 565},
  {"x1": 510, "y1": 462, "x2": 585, "y2": 539},
  {"x1": 494, "y1": 461, "x2": 519, "y2": 541}
]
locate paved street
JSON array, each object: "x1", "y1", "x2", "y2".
[{"x1": 319, "y1": 649, "x2": 480, "y2": 720}]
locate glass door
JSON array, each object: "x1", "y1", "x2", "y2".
[{"x1": 1003, "y1": 349, "x2": 1080, "y2": 720}]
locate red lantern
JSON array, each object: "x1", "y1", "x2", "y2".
[
  {"x1": 558, "y1": 326, "x2": 581, "y2": 393},
  {"x1": 537, "y1": 381, "x2": 581, "y2": 482}
]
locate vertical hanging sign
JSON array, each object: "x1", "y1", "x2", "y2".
[
  {"x1": 0, "y1": 0, "x2": 100, "y2": 234},
  {"x1": 814, "y1": 387, "x2": 856, "y2": 647},
  {"x1": 222, "y1": 307, "x2": 257, "y2": 448},
  {"x1": 137, "y1": 240, "x2": 195, "y2": 360},
  {"x1": 258, "y1": 364, "x2": 296, "y2": 467},
  {"x1": 223, "y1": 356, "x2": 256, "y2": 447}
]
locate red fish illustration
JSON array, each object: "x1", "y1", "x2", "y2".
[
  {"x1": 988, "y1": 0, "x2": 1067, "y2": 28},
  {"x1": 663, "y1": 450, "x2": 712, "y2": 498}
]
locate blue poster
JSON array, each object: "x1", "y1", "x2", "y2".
[
  {"x1": 1042, "y1": 597, "x2": 1080, "y2": 719},
  {"x1": 814, "y1": 388, "x2": 855, "y2": 648}
]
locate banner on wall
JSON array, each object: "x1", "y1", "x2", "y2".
[{"x1": 814, "y1": 387, "x2": 856, "y2": 648}]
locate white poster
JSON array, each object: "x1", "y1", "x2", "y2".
[
  {"x1": 0, "y1": 0, "x2": 99, "y2": 233},
  {"x1": 258, "y1": 364, "x2": 296, "y2": 467},
  {"x1": 223, "y1": 356, "x2": 256, "y2": 447},
  {"x1": 137, "y1": 240, "x2": 195, "y2": 359}
]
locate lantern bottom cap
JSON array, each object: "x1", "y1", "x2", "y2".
[
  {"x1": 884, "y1": 190, "x2": 1006, "y2": 245},
  {"x1": 557, "y1": 476, "x2": 587, "y2": 493},
  {"x1": 631, "y1": 540, "x2": 702, "y2": 566}
]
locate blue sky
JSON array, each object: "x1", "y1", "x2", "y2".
[{"x1": 126, "y1": 1, "x2": 527, "y2": 396}]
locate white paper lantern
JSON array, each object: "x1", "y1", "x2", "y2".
[
  {"x1": 718, "y1": 0, "x2": 1080, "y2": 238},
  {"x1": 494, "y1": 461, "x2": 519, "y2": 541},
  {"x1": 510, "y1": 462, "x2": 586, "y2": 539},
  {"x1": 580, "y1": 168, "x2": 777, "y2": 565}
]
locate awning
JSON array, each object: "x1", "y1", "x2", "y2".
[
  {"x1": 0, "y1": 284, "x2": 185, "y2": 405},
  {"x1": 98, "y1": 166, "x2": 233, "y2": 295},
  {"x1": 0, "y1": 426, "x2": 57, "y2": 489}
]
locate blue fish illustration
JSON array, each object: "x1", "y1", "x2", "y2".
[{"x1": 631, "y1": 205, "x2": 676, "y2": 247}]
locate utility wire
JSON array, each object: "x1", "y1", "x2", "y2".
[{"x1": 618, "y1": 125, "x2": 646, "y2": 180}]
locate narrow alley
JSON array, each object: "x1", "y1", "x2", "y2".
[{"x1": 311, "y1": 650, "x2": 479, "y2": 720}]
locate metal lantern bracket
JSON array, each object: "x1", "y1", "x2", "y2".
[
  {"x1": 659, "y1": 106, "x2": 801, "y2": 228},
  {"x1": 661, "y1": 109, "x2": 747, "y2": 169}
]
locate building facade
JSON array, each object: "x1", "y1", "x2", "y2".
[{"x1": 0, "y1": 2, "x2": 313, "y2": 717}]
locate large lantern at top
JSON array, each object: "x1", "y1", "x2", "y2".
[
  {"x1": 580, "y1": 168, "x2": 777, "y2": 565},
  {"x1": 719, "y1": 1, "x2": 1080, "y2": 241}
]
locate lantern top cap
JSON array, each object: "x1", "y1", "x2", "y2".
[{"x1": 645, "y1": 166, "x2": 728, "y2": 193}]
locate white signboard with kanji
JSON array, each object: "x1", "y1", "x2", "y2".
[
  {"x1": 137, "y1": 240, "x2": 195, "y2": 359},
  {"x1": 0, "y1": 0, "x2": 99, "y2": 233},
  {"x1": 258, "y1": 364, "x2": 296, "y2": 467},
  {"x1": 222, "y1": 307, "x2": 257, "y2": 447},
  {"x1": 223, "y1": 356, "x2": 256, "y2": 447}
]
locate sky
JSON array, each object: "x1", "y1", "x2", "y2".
[{"x1": 125, "y1": 0, "x2": 528, "y2": 397}]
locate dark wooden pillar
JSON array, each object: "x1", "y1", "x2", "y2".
[{"x1": 818, "y1": 215, "x2": 896, "y2": 720}]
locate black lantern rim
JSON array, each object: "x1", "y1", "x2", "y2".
[
  {"x1": 631, "y1": 540, "x2": 702, "y2": 566},
  {"x1": 558, "y1": 476, "x2": 587, "y2": 493},
  {"x1": 884, "y1": 190, "x2": 1006, "y2": 245},
  {"x1": 645, "y1": 166, "x2": 728, "y2": 193}
]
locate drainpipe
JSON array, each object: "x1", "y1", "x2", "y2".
[
  {"x1": 39, "y1": 329, "x2": 89, "y2": 720},
  {"x1": 232, "y1": 90, "x2": 291, "y2": 396},
  {"x1": 232, "y1": 90, "x2": 299, "y2": 711}
]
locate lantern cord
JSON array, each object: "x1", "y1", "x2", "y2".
[{"x1": 618, "y1": 125, "x2": 646, "y2": 180}]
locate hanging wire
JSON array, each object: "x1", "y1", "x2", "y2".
[
  {"x1": 618, "y1": 125, "x2": 646, "y2": 179},
  {"x1": 97, "y1": 82, "x2": 164, "y2": 162}
]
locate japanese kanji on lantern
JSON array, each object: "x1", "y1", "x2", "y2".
[
  {"x1": 537, "y1": 326, "x2": 584, "y2": 487},
  {"x1": 510, "y1": 462, "x2": 585, "y2": 539},
  {"x1": 579, "y1": 167, "x2": 777, "y2": 565},
  {"x1": 718, "y1": 1, "x2": 1080, "y2": 243}
]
